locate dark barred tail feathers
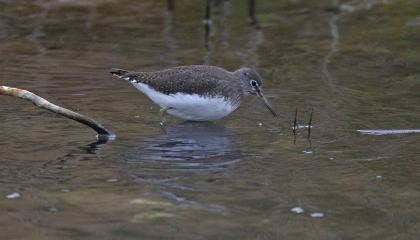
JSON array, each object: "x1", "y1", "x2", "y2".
[{"x1": 110, "y1": 68, "x2": 130, "y2": 80}]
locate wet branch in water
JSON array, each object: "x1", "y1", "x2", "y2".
[{"x1": 0, "y1": 86, "x2": 115, "y2": 140}]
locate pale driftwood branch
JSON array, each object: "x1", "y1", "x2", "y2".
[{"x1": 0, "y1": 86, "x2": 115, "y2": 139}]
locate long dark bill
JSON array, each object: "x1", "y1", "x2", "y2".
[{"x1": 256, "y1": 88, "x2": 277, "y2": 117}]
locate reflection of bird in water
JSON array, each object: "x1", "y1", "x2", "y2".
[{"x1": 124, "y1": 121, "x2": 242, "y2": 173}]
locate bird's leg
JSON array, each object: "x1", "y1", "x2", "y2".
[{"x1": 159, "y1": 107, "x2": 172, "y2": 128}]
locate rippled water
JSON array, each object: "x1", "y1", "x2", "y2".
[{"x1": 1, "y1": 0, "x2": 420, "y2": 239}]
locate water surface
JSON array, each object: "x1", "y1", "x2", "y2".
[{"x1": 1, "y1": 0, "x2": 420, "y2": 239}]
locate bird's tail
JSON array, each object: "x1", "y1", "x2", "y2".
[{"x1": 110, "y1": 68, "x2": 130, "y2": 79}]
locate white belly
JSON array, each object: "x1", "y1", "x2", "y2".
[{"x1": 132, "y1": 82, "x2": 239, "y2": 121}]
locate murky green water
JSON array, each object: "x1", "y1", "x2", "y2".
[{"x1": 1, "y1": 0, "x2": 420, "y2": 239}]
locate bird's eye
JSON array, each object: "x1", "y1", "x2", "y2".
[{"x1": 250, "y1": 80, "x2": 257, "y2": 87}]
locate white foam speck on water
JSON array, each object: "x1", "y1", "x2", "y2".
[
  {"x1": 49, "y1": 207, "x2": 58, "y2": 212},
  {"x1": 290, "y1": 207, "x2": 304, "y2": 214},
  {"x1": 310, "y1": 212, "x2": 324, "y2": 218},
  {"x1": 358, "y1": 129, "x2": 420, "y2": 135},
  {"x1": 6, "y1": 192, "x2": 20, "y2": 199}
]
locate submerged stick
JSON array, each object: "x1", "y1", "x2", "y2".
[{"x1": 0, "y1": 86, "x2": 115, "y2": 139}]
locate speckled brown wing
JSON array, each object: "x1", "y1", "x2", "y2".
[{"x1": 121, "y1": 65, "x2": 244, "y2": 102}]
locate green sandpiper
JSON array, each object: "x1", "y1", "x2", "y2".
[{"x1": 110, "y1": 65, "x2": 277, "y2": 121}]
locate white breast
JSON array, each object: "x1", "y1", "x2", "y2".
[{"x1": 132, "y1": 82, "x2": 239, "y2": 121}]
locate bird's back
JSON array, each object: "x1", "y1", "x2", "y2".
[{"x1": 111, "y1": 65, "x2": 244, "y2": 101}]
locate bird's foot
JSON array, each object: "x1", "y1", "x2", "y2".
[
  {"x1": 159, "y1": 121, "x2": 168, "y2": 133},
  {"x1": 159, "y1": 107, "x2": 172, "y2": 131}
]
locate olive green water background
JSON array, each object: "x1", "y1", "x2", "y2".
[{"x1": 1, "y1": 0, "x2": 420, "y2": 239}]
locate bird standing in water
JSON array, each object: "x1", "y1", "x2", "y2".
[{"x1": 110, "y1": 65, "x2": 277, "y2": 121}]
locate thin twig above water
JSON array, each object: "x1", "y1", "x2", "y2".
[{"x1": 0, "y1": 86, "x2": 115, "y2": 140}]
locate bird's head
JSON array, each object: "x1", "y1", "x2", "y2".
[{"x1": 233, "y1": 67, "x2": 277, "y2": 117}]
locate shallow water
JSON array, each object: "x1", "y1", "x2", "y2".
[{"x1": 1, "y1": 0, "x2": 420, "y2": 239}]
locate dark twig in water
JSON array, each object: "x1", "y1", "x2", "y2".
[
  {"x1": 292, "y1": 107, "x2": 314, "y2": 144},
  {"x1": 307, "y1": 136, "x2": 312, "y2": 150},
  {"x1": 248, "y1": 0, "x2": 257, "y2": 26},
  {"x1": 0, "y1": 86, "x2": 115, "y2": 140},
  {"x1": 161, "y1": 4, "x2": 177, "y2": 66},
  {"x1": 293, "y1": 107, "x2": 298, "y2": 135},
  {"x1": 203, "y1": 0, "x2": 212, "y2": 50},
  {"x1": 307, "y1": 107, "x2": 313, "y2": 139},
  {"x1": 293, "y1": 107, "x2": 298, "y2": 144},
  {"x1": 167, "y1": 0, "x2": 175, "y2": 11},
  {"x1": 86, "y1": 138, "x2": 111, "y2": 154}
]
